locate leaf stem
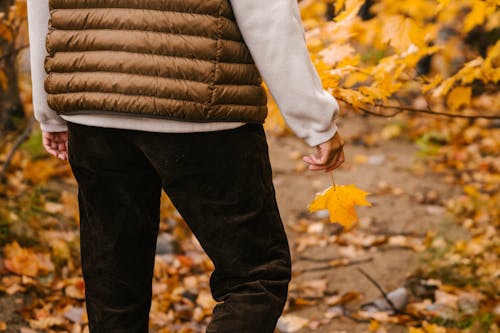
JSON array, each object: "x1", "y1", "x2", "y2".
[{"x1": 330, "y1": 171, "x2": 336, "y2": 189}]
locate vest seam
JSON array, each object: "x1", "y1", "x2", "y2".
[
  {"x1": 48, "y1": 71, "x2": 214, "y2": 86},
  {"x1": 47, "y1": 70, "x2": 263, "y2": 87},
  {"x1": 47, "y1": 50, "x2": 256, "y2": 65},
  {"x1": 50, "y1": 28, "x2": 243, "y2": 43},
  {"x1": 48, "y1": 92, "x2": 206, "y2": 106},
  {"x1": 210, "y1": 103, "x2": 267, "y2": 107},
  {"x1": 207, "y1": 0, "x2": 225, "y2": 112},
  {"x1": 50, "y1": 7, "x2": 236, "y2": 20},
  {"x1": 47, "y1": 91, "x2": 267, "y2": 107}
]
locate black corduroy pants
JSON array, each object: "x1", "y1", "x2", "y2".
[{"x1": 66, "y1": 121, "x2": 292, "y2": 333}]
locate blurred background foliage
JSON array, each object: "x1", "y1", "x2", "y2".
[{"x1": 0, "y1": 0, "x2": 498, "y2": 332}]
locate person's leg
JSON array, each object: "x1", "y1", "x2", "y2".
[
  {"x1": 134, "y1": 124, "x2": 292, "y2": 333},
  {"x1": 67, "y1": 122, "x2": 162, "y2": 333}
]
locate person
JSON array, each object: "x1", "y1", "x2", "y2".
[{"x1": 26, "y1": 0, "x2": 345, "y2": 332}]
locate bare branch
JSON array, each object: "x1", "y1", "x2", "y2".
[
  {"x1": 357, "y1": 268, "x2": 399, "y2": 313},
  {"x1": 295, "y1": 257, "x2": 373, "y2": 273},
  {"x1": 336, "y1": 97, "x2": 500, "y2": 119}
]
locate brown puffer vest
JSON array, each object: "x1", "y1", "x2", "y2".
[{"x1": 44, "y1": 0, "x2": 268, "y2": 123}]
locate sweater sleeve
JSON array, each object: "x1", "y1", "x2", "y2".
[
  {"x1": 229, "y1": 0, "x2": 340, "y2": 147},
  {"x1": 26, "y1": 0, "x2": 68, "y2": 132}
]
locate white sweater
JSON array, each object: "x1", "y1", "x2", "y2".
[{"x1": 27, "y1": 0, "x2": 340, "y2": 147}]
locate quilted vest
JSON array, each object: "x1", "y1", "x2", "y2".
[{"x1": 44, "y1": 0, "x2": 268, "y2": 123}]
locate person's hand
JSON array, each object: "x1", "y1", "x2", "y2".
[
  {"x1": 42, "y1": 131, "x2": 68, "y2": 160},
  {"x1": 303, "y1": 131, "x2": 345, "y2": 172}
]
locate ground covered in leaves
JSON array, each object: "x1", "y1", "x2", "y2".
[{"x1": 0, "y1": 112, "x2": 498, "y2": 333}]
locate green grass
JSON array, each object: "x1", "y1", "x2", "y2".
[{"x1": 20, "y1": 130, "x2": 47, "y2": 160}]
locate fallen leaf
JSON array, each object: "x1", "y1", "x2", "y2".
[
  {"x1": 276, "y1": 314, "x2": 309, "y2": 333},
  {"x1": 409, "y1": 322, "x2": 447, "y2": 333},
  {"x1": 3, "y1": 241, "x2": 54, "y2": 277},
  {"x1": 308, "y1": 184, "x2": 372, "y2": 229},
  {"x1": 28, "y1": 316, "x2": 66, "y2": 330}
]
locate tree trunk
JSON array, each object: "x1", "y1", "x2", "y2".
[{"x1": 0, "y1": 0, "x2": 26, "y2": 135}]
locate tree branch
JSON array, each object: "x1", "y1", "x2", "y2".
[
  {"x1": 357, "y1": 268, "x2": 399, "y2": 313},
  {"x1": 336, "y1": 97, "x2": 500, "y2": 119},
  {"x1": 357, "y1": 268, "x2": 420, "y2": 320},
  {"x1": 296, "y1": 257, "x2": 373, "y2": 273}
]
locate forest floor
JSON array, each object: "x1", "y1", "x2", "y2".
[
  {"x1": 268, "y1": 113, "x2": 468, "y2": 333},
  {"x1": 0, "y1": 112, "x2": 472, "y2": 333}
]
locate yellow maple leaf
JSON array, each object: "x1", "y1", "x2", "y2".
[
  {"x1": 464, "y1": 0, "x2": 496, "y2": 33},
  {"x1": 381, "y1": 16, "x2": 426, "y2": 52},
  {"x1": 447, "y1": 86, "x2": 472, "y2": 111},
  {"x1": 308, "y1": 184, "x2": 372, "y2": 229},
  {"x1": 436, "y1": 0, "x2": 450, "y2": 12},
  {"x1": 333, "y1": 87, "x2": 368, "y2": 110},
  {"x1": 334, "y1": 0, "x2": 365, "y2": 22}
]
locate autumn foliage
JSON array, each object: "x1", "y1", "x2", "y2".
[{"x1": 0, "y1": 0, "x2": 499, "y2": 332}]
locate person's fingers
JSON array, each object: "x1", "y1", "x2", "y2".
[
  {"x1": 304, "y1": 132, "x2": 345, "y2": 170},
  {"x1": 54, "y1": 146, "x2": 67, "y2": 160},
  {"x1": 41, "y1": 131, "x2": 70, "y2": 160},
  {"x1": 46, "y1": 147, "x2": 59, "y2": 157},
  {"x1": 43, "y1": 136, "x2": 55, "y2": 152},
  {"x1": 303, "y1": 146, "x2": 325, "y2": 165},
  {"x1": 308, "y1": 164, "x2": 327, "y2": 171},
  {"x1": 315, "y1": 146, "x2": 334, "y2": 165},
  {"x1": 42, "y1": 133, "x2": 52, "y2": 147},
  {"x1": 325, "y1": 158, "x2": 343, "y2": 172},
  {"x1": 55, "y1": 132, "x2": 68, "y2": 142},
  {"x1": 324, "y1": 150, "x2": 345, "y2": 172},
  {"x1": 305, "y1": 154, "x2": 335, "y2": 169},
  {"x1": 308, "y1": 149, "x2": 344, "y2": 171},
  {"x1": 44, "y1": 140, "x2": 61, "y2": 158},
  {"x1": 303, "y1": 155, "x2": 315, "y2": 164}
]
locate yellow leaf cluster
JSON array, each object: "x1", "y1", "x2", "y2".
[{"x1": 300, "y1": 0, "x2": 498, "y2": 116}]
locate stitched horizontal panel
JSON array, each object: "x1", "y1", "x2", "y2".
[
  {"x1": 45, "y1": 51, "x2": 262, "y2": 85},
  {"x1": 49, "y1": 8, "x2": 243, "y2": 41},
  {"x1": 45, "y1": 51, "x2": 214, "y2": 83},
  {"x1": 46, "y1": 29, "x2": 219, "y2": 60},
  {"x1": 48, "y1": 92, "x2": 207, "y2": 119},
  {"x1": 49, "y1": 0, "x2": 223, "y2": 17},
  {"x1": 215, "y1": 62, "x2": 262, "y2": 85},
  {"x1": 211, "y1": 85, "x2": 267, "y2": 106},
  {"x1": 218, "y1": 39, "x2": 254, "y2": 63},
  {"x1": 48, "y1": 92, "x2": 267, "y2": 123},
  {"x1": 206, "y1": 104, "x2": 268, "y2": 123},
  {"x1": 45, "y1": 72, "x2": 212, "y2": 103}
]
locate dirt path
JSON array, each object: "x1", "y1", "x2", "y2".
[{"x1": 268, "y1": 114, "x2": 468, "y2": 332}]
